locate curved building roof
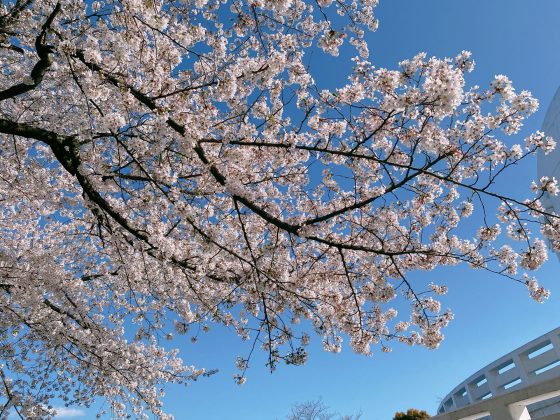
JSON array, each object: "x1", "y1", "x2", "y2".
[{"x1": 436, "y1": 327, "x2": 560, "y2": 415}]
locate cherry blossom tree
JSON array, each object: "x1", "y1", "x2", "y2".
[{"x1": 0, "y1": 0, "x2": 559, "y2": 418}]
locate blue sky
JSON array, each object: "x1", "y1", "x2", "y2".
[{"x1": 70, "y1": 1, "x2": 560, "y2": 419}]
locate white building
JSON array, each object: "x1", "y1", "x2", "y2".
[
  {"x1": 539, "y1": 86, "x2": 560, "y2": 261},
  {"x1": 432, "y1": 327, "x2": 560, "y2": 420}
]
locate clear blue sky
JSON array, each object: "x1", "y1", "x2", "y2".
[{"x1": 79, "y1": 1, "x2": 560, "y2": 419}]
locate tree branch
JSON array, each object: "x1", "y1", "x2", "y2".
[{"x1": 0, "y1": 2, "x2": 60, "y2": 101}]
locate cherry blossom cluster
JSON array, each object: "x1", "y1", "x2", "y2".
[{"x1": 0, "y1": 0, "x2": 557, "y2": 417}]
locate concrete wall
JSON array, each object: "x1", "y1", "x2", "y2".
[
  {"x1": 431, "y1": 376, "x2": 560, "y2": 420},
  {"x1": 436, "y1": 328, "x2": 560, "y2": 415}
]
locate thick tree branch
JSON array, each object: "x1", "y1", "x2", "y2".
[
  {"x1": 0, "y1": 118, "x2": 150, "y2": 243},
  {"x1": 0, "y1": 2, "x2": 60, "y2": 101}
]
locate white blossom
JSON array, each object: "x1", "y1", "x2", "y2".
[{"x1": 0, "y1": 0, "x2": 554, "y2": 417}]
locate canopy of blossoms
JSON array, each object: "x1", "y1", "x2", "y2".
[{"x1": 0, "y1": 0, "x2": 558, "y2": 418}]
